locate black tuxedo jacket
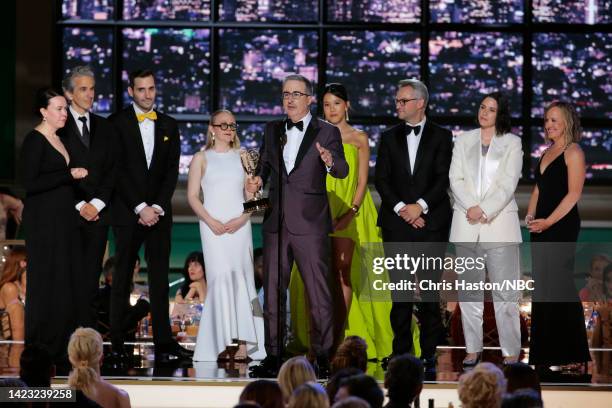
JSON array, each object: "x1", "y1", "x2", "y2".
[
  {"x1": 58, "y1": 112, "x2": 117, "y2": 226},
  {"x1": 375, "y1": 120, "x2": 453, "y2": 233},
  {"x1": 108, "y1": 106, "x2": 180, "y2": 225}
]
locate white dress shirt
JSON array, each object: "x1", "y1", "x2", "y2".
[
  {"x1": 283, "y1": 112, "x2": 312, "y2": 173},
  {"x1": 393, "y1": 117, "x2": 429, "y2": 216},
  {"x1": 132, "y1": 103, "x2": 164, "y2": 216},
  {"x1": 69, "y1": 106, "x2": 106, "y2": 213}
]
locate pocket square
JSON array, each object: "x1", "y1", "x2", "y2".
[{"x1": 163, "y1": 136, "x2": 169, "y2": 142}]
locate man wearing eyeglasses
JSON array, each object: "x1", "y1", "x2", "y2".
[
  {"x1": 375, "y1": 79, "x2": 452, "y2": 373},
  {"x1": 108, "y1": 69, "x2": 193, "y2": 365},
  {"x1": 248, "y1": 74, "x2": 348, "y2": 378}
]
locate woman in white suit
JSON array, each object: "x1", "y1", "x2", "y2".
[{"x1": 449, "y1": 92, "x2": 523, "y2": 366}]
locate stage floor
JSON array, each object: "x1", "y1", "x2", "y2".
[{"x1": 1, "y1": 341, "x2": 611, "y2": 387}]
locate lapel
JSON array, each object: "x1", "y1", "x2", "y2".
[
  {"x1": 149, "y1": 110, "x2": 164, "y2": 171},
  {"x1": 394, "y1": 123, "x2": 411, "y2": 176},
  {"x1": 65, "y1": 112, "x2": 88, "y2": 149},
  {"x1": 465, "y1": 130, "x2": 481, "y2": 190},
  {"x1": 292, "y1": 117, "x2": 319, "y2": 174},
  {"x1": 126, "y1": 107, "x2": 149, "y2": 170},
  {"x1": 88, "y1": 113, "x2": 98, "y2": 147},
  {"x1": 413, "y1": 122, "x2": 432, "y2": 175}
]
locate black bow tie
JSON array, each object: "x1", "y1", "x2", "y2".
[
  {"x1": 286, "y1": 119, "x2": 304, "y2": 131},
  {"x1": 407, "y1": 125, "x2": 421, "y2": 136}
]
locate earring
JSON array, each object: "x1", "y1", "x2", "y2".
[
  {"x1": 345, "y1": 109, "x2": 349, "y2": 122},
  {"x1": 211, "y1": 133, "x2": 215, "y2": 146}
]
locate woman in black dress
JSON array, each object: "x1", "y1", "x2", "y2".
[
  {"x1": 20, "y1": 89, "x2": 88, "y2": 363},
  {"x1": 525, "y1": 101, "x2": 590, "y2": 371}
]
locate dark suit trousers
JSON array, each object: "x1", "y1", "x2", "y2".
[
  {"x1": 263, "y1": 222, "x2": 332, "y2": 357},
  {"x1": 75, "y1": 223, "x2": 109, "y2": 328},
  {"x1": 382, "y1": 227, "x2": 447, "y2": 359},
  {"x1": 111, "y1": 216, "x2": 172, "y2": 347}
]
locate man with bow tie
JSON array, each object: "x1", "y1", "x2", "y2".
[
  {"x1": 248, "y1": 74, "x2": 348, "y2": 377},
  {"x1": 58, "y1": 66, "x2": 118, "y2": 330},
  {"x1": 108, "y1": 69, "x2": 192, "y2": 364},
  {"x1": 374, "y1": 79, "x2": 452, "y2": 372}
]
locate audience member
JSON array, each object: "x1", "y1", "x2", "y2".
[
  {"x1": 501, "y1": 389, "x2": 544, "y2": 408},
  {"x1": 68, "y1": 327, "x2": 131, "y2": 407},
  {"x1": 332, "y1": 396, "x2": 371, "y2": 408},
  {"x1": 278, "y1": 356, "x2": 317, "y2": 403},
  {"x1": 384, "y1": 354, "x2": 424, "y2": 408},
  {"x1": 95, "y1": 256, "x2": 150, "y2": 339},
  {"x1": 336, "y1": 374, "x2": 383, "y2": 408},
  {"x1": 288, "y1": 382, "x2": 330, "y2": 408},
  {"x1": 326, "y1": 367, "x2": 362, "y2": 405},
  {"x1": 175, "y1": 251, "x2": 207, "y2": 303},
  {"x1": 458, "y1": 362, "x2": 506, "y2": 408},
  {"x1": 579, "y1": 255, "x2": 610, "y2": 302},
  {"x1": 331, "y1": 336, "x2": 368, "y2": 374},
  {"x1": 503, "y1": 362, "x2": 541, "y2": 395},
  {"x1": 19, "y1": 343, "x2": 55, "y2": 387},
  {"x1": 239, "y1": 379, "x2": 284, "y2": 408},
  {"x1": 0, "y1": 247, "x2": 27, "y2": 340}
]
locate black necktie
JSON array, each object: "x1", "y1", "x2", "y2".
[
  {"x1": 407, "y1": 125, "x2": 421, "y2": 136},
  {"x1": 286, "y1": 119, "x2": 304, "y2": 131},
  {"x1": 78, "y1": 116, "x2": 90, "y2": 148}
]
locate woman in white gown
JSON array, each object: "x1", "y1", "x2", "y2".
[{"x1": 188, "y1": 109, "x2": 266, "y2": 362}]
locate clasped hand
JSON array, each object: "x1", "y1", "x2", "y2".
[
  {"x1": 138, "y1": 206, "x2": 162, "y2": 227},
  {"x1": 70, "y1": 167, "x2": 88, "y2": 179},
  {"x1": 398, "y1": 204, "x2": 425, "y2": 229},
  {"x1": 80, "y1": 203, "x2": 99, "y2": 222},
  {"x1": 207, "y1": 215, "x2": 248, "y2": 235}
]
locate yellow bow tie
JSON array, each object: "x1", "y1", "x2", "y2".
[{"x1": 136, "y1": 111, "x2": 157, "y2": 122}]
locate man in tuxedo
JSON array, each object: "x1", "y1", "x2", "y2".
[
  {"x1": 249, "y1": 74, "x2": 348, "y2": 377},
  {"x1": 59, "y1": 66, "x2": 117, "y2": 328},
  {"x1": 108, "y1": 69, "x2": 192, "y2": 363},
  {"x1": 375, "y1": 79, "x2": 452, "y2": 370}
]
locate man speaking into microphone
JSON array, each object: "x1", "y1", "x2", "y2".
[{"x1": 248, "y1": 74, "x2": 348, "y2": 377}]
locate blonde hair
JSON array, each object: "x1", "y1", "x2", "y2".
[
  {"x1": 287, "y1": 382, "x2": 329, "y2": 408},
  {"x1": 278, "y1": 356, "x2": 317, "y2": 401},
  {"x1": 544, "y1": 101, "x2": 582, "y2": 147},
  {"x1": 458, "y1": 362, "x2": 506, "y2": 408},
  {"x1": 205, "y1": 109, "x2": 240, "y2": 150},
  {"x1": 67, "y1": 328, "x2": 103, "y2": 397}
]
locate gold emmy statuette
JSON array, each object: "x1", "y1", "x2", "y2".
[{"x1": 240, "y1": 149, "x2": 271, "y2": 213}]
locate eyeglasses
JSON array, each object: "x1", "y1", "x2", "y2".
[
  {"x1": 282, "y1": 91, "x2": 310, "y2": 100},
  {"x1": 395, "y1": 98, "x2": 419, "y2": 106},
  {"x1": 211, "y1": 122, "x2": 237, "y2": 130}
]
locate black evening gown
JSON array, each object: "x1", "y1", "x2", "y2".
[
  {"x1": 528, "y1": 151, "x2": 591, "y2": 365},
  {"x1": 20, "y1": 130, "x2": 80, "y2": 363}
]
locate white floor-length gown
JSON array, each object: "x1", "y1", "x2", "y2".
[{"x1": 193, "y1": 149, "x2": 266, "y2": 361}]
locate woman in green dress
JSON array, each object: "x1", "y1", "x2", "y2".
[{"x1": 290, "y1": 83, "x2": 409, "y2": 361}]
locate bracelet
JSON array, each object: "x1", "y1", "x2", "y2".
[{"x1": 350, "y1": 204, "x2": 359, "y2": 214}]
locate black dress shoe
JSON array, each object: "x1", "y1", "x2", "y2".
[
  {"x1": 249, "y1": 355, "x2": 280, "y2": 378},
  {"x1": 155, "y1": 341, "x2": 194, "y2": 362}
]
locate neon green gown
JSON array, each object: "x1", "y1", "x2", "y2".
[{"x1": 288, "y1": 143, "x2": 420, "y2": 361}]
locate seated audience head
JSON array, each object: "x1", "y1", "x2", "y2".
[
  {"x1": 278, "y1": 356, "x2": 317, "y2": 402},
  {"x1": 102, "y1": 256, "x2": 116, "y2": 286},
  {"x1": 337, "y1": 374, "x2": 383, "y2": 408},
  {"x1": 206, "y1": 109, "x2": 240, "y2": 150},
  {"x1": 19, "y1": 343, "x2": 54, "y2": 387},
  {"x1": 477, "y1": 91, "x2": 511, "y2": 136},
  {"x1": 180, "y1": 251, "x2": 206, "y2": 297},
  {"x1": 0, "y1": 247, "x2": 27, "y2": 288},
  {"x1": 544, "y1": 100, "x2": 581, "y2": 146},
  {"x1": 503, "y1": 362, "x2": 541, "y2": 395},
  {"x1": 331, "y1": 396, "x2": 371, "y2": 408},
  {"x1": 331, "y1": 335, "x2": 368, "y2": 374},
  {"x1": 239, "y1": 379, "x2": 284, "y2": 408},
  {"x1": 501, "y1": 389, "x2": 544, "y2": 408},
  {"x1": 458, "y1": 362, "x2": 507, "y2": 408},
  {"x1": 288, "y1": 382, "x2": 330, "y2": 408},
  {"x1": 234, "y1": 403, "x2": 262, "y2": 408},
  {"x1": 67, "y1": 327, "x2": 103, "y2": 396},
  {"x1": 384, "y1": 353, "x2": 424, "y2": 406},
  {"x1": 326, "y1": 367, "x2": 362, "y2": 405}
]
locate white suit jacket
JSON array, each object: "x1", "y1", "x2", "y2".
[{"x1": 449, "y1": 129, "x2": 523, "y2": 244}]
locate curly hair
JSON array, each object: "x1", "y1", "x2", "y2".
[
  {"x1": 331, "y1": 336, "x2": 368, "y2": 374},
  {"x1": 458, "y1": 362, "x2": 507, "y2": 408}
]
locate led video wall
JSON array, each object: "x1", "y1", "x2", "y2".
[{"x1": 59, "y1": 0, "x2": 612, "y2": 181}]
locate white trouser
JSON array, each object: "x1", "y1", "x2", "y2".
[{"x1": 457, "y1": 244, "x2": 521, "y2": 357}]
